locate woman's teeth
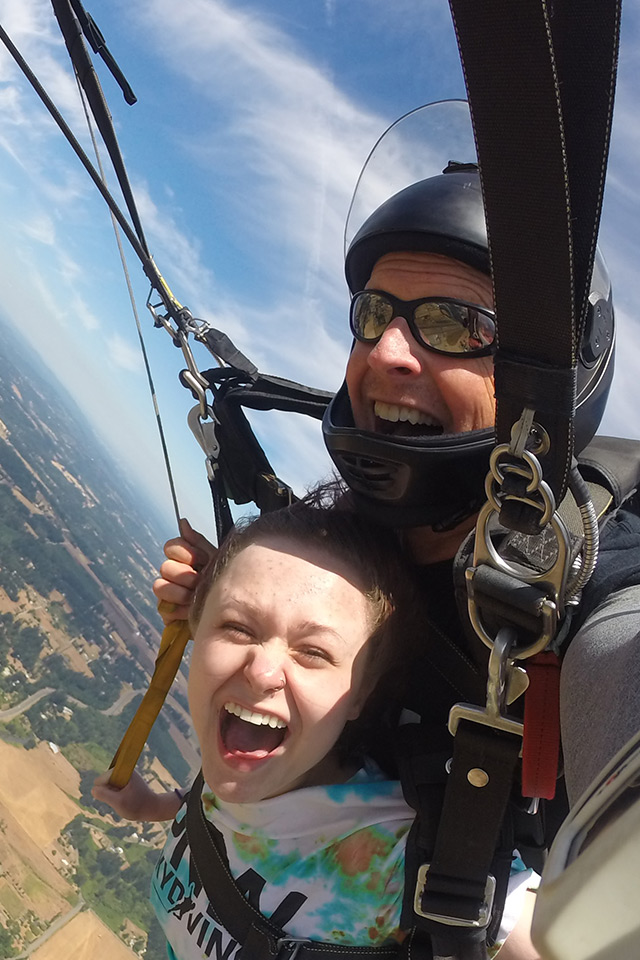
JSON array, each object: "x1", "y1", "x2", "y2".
[{"x1": 224, "y1": 702, "x2": 286, "y2": 729}]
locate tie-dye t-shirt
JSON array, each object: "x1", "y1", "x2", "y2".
[{"x1": 151, "y1": 764, "x2": 536, "y2": 959}]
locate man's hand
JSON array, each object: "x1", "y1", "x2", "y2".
[
  {"x1": 153, "y1": 518, "x2": 217, "y2": 624},
  {"x1": 92, "y1": 769, "x2": 184, "y2": 821}
]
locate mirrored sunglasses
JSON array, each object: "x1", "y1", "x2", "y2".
[{"x1": 349, "y1": 290, "x2": 496, "y2": 357}]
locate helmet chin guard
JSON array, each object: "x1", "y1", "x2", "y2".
[
  {"x1": 324, "y1": 384, "x2": 494, "y2": 530},
  {"x1": 324, "y1": 103, "x2": 615, "y2": 529}
]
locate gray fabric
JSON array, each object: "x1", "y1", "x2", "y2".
[{"x1": 560, "y1": 583, "x2": 640, "y2": 805}]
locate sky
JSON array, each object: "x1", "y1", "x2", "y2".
[{"x1": 0, "y1": 0, "x2": 638, "y2": 544}]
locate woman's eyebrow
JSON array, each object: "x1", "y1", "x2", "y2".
[{"x1": 296, "y1": 621, "x2": 348, "y2": 646}]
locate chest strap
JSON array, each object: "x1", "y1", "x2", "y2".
[{"x1": 185, "y1": 771, "x2": 419, "y2": 960}]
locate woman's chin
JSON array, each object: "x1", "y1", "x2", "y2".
[{"x1": 201, "y1": 757, "x2": 278, "y2": 804}]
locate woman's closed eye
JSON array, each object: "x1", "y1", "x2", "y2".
[
  {"x1": 220, "y1": 621, "x2": 255, "y2": 640},
  {"x1": 295, "y1": 645, "x2": 335, "y2": 666}
]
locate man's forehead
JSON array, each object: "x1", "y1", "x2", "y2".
[{"x1": 365, "y1": 251, "x2": 494, "y2": 307}]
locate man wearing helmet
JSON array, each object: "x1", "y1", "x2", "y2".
[
  {"x1": 157, "y1": 165, "x2": 636, "y2": 812},
  {"x1": 340, "y1": 248, "x2": 495, "y2": 564},
  {"x1": 322, "y1": 163, "x2": 636, "y2": 811}
]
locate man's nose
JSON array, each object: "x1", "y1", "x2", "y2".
[
  {"x1": 243, "y1": 644, "x2": 286, "y2": 694},
  {"x1": 367, "y1": 316, "x2": 423, "y2": 376}
]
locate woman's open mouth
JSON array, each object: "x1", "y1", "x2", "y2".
[{"x1": 219, "y1": 701, "x2": 288, "y2": 759}]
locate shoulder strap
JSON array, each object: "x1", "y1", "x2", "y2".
[
  {"x1": 185, "y1": 772, "x2": 408, "y2": 960},
  {"x1": 449, "y1": 0, "x2": 621, "y2": 523}
]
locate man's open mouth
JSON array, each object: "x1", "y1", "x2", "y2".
[
  {"x1": 220, "y1": 701, "x2": 288, "y2": 758},
  {"x1": 374, "y1": 401, "x2": 444, "y2": 437}
]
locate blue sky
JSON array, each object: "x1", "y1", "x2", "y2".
[{"x1": 0, "y1": 0, "x2": 638, "y2": 543}]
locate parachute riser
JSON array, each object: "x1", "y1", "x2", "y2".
[
  {"x1": 452, "y1": 406, "x2": 600, "y2": 797},
  {"x1": 471, "y1": 407, "x2": 599, "y2": 612},
  {"x1": 462, "y1": 404, "x2": 599, "y2": 702}
]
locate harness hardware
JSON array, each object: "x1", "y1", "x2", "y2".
[
  {"x1": 276, "y1": 939, "x2": 311, "y2": 960},
  {"x1": 413, "y1": 865, "x2": 496, "y2": 928},
  {"x1": 486, "y1": 444, "x2": 556, "y2": 528},
  {"x1": 188, "y1": 404, "x2": 221, "y2": 463},
  {"x1": 465, "y1": 552, "x2": 560, "y2": 660},
  {"x1": 448, "y1": 628, "x2": 524, "y2": 749}
]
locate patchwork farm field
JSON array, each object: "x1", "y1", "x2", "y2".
[{"x1": 30, "y1": 909, "x2": 137, "y2": 960}]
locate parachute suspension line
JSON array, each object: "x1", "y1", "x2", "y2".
[
  {"x1": 50, "y1": 0, "x2": 150, "y2": 256},
  {"x1": 0, "y1": 20, "x2": 184, "y2": 330},
  {"x1": 0, "y1": 24, "x2": 145, "y2": 268},
  {"x1": 74, "y1": 69, "x2": 181, "y2": 528},
  {"x1": 67, "y1": 67, "x2": 192, "y2": 790}
]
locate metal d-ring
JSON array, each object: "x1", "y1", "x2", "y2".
[
  {"x1": 466, "y1": 497, "x2": 571, "y2": 658},
  {"x1": 487, "y1": 445, "x2": 556, "y2": 527},
  {"x1": 474, "y1": 500, "x2": 571, "y2": 593}
]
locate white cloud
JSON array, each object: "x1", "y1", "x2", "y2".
[
  {"x1": 70, "y1": 293, "x2": 101, "y2": 333},
  {"x1": 107, "y1": 333, "x2": 144, "y2": 373},
  {"x1": 21, "y1": 211, "x2": 55, "y2": 245}
]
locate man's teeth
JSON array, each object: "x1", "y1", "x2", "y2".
[
  {"x1": 224, "y1": 702, "x2": 286, "y2": 729},
  {"x1": 374, "y1": 401, "x2": 439, "y2": 426}
]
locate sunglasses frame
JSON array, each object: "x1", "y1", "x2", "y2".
[{"x1": 349, "y1": 290, "x2": 496, "y2": 358}]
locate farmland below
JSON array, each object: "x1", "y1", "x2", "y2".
[{"x1": 0, "y1": 319, "x2": 200, "y2": 958}]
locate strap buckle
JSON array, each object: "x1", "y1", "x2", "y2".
[
  {"x1": 448, "y1": 627, "x2": 525, "y2": 752},
  {"x1": 276, "y1": 939, "x2": 309, "y2": 959},
  {"x1": 413, "y1": 863, "x2": 496, "y2": 928}
]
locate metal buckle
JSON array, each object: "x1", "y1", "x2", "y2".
[
  {"x1": 448, "y1": 627, "x2": 524, "y2": 752},
  {"x1": 276, "y1": 938, "x2": 308, "y2": 959},
  {"x1": 413, "y1": 863, "x2": 496, "y2": 927}
]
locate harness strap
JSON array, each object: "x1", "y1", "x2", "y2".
[
  {"x1": 51, "y1": 0, "x2": 150, "y2": 254},
  {"x1": 416, "y1": 723, "x2": 521, "y2": 960},
  {"x1": 522, "y1": 652, "x2": 562, "y2": 800},
  {"x1": 185, "y1": 771, "x2": 412, "y2": 960},
  {"x1": 209, "y1": 372, "x2": 334, "y2": 420},
  {"x1": 449, "y1": 0, "x2": 620, "y2": 527}
]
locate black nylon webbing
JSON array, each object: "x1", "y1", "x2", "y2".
[
  {"x1": 185, "y1": 772, "x2": 406, "y2": 960},
  {"x1": 51, "y1": 0, "x2": 149, "y2": 254},
  {"x1": 448, "y1": 0, "x2": 620, "y2": 511},
  {"x1": 406, "y1": 7, "x2": 621, "y2": 953},
  {"x1": 423, "y1": 723, "x2": 522, "y2": 919}
]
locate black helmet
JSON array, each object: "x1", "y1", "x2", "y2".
[{"x1": 323, "y1": 163, "x2": 615, "y2": 529}]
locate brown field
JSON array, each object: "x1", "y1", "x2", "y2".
[
  {"x1": 12, "y1": 486, "x2": 40, "y2": 514},
  {"x1": 0, "y1": 810, "x2": 73, "y2": 928},
  {"x1": 0, "y1": 584, "x2": 93, "y2": 678},
  {"x1": 30, "y1": 909, "x2": 138, "y2": 960},
  {"x1": 0, "y1": 741, "x2": 79, "y2": 938},
  {"x1": 149, "y1": 755, "x2": 179, "y2": 792},
  {"x1": 0, "y1": 740, "x2": 80, "y2": 848}
]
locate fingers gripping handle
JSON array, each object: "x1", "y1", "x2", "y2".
[{"x1": 109, "y1": 619, "x2": 191, "y2": 789}]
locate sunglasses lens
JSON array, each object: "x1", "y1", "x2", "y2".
[
  {"x1": 414, "y1": 301, "x2": 495, "y2": 353},
  {"x1": 351, "y1": 292, "x2": 495, "y2": 354},
  {"x1": 352, "y1": 293, "x2": 393, "y2": 340}
]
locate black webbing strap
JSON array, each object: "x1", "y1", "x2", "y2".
[
  {"x1": 185, "y1": 771, "x2": 406, "y2": 960},
  {"x1": 50, "y1": 0, "x2": 150, "y2": 255},
  {"x1": 400, "y1": 3, "x2": 620, "y2": 952},
  {"x1": 196, "y1": 370, "x2": 333, "y2": 516},
  {"x1": 401, "y1": 722, "x2": 521, "y2": 960},
  {"x1": 448, "y1": 0, "x2": 620, "y2": 523},
  {"x1": 209, "y1": 372, "x2": 334, "y2": 421},
  {"x1": 422, "y1": 723, "x2": 521, "y2": 919},
  {"x1": 200, "y1": 328, "x2": 259, "y2": 379},
  {"x1": 68, "y1": 0, "x2": 137, "y2": 105}
]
